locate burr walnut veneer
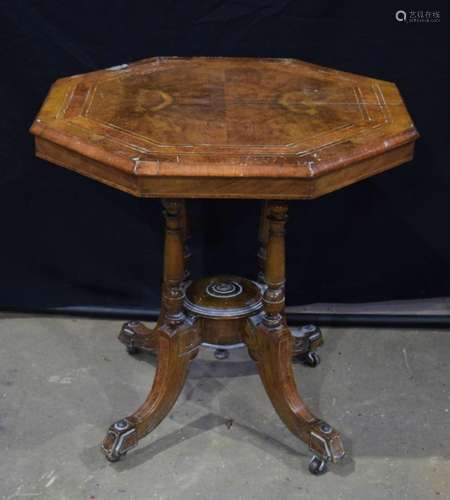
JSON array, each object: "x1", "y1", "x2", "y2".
[{"x1": 31, "y1": 57, "x2": 419, "y2": 475}]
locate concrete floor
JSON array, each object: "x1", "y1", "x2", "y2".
[{"x1": 0, "y1": 314, "x2": 449, "y2": 499}]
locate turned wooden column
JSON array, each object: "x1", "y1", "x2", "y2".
[
  {"x1": 261, "y1": 201, "x2": 288, "y2": 327},
  {"x1": 161, "y1": 199, "x2": 187, "y2": 324}
]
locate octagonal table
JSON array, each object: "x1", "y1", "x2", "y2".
[{"x1": 31, "y1": 57, "x2": 419, "y2": 475}]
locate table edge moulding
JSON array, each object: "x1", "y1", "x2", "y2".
[{"x1": 31, "y1": 56, "x2": 419, "y2": 200}]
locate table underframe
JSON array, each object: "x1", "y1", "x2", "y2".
[{"x1": 101, "y1": 200, "x2": 345, "y2": 475}]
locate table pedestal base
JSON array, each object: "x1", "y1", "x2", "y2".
[
  {"x1": 101, "y1": 200, "x2": 345, "y2": 475},
  {"x1": 119, "y1": 315, "x2": 323, "y2": 364}
]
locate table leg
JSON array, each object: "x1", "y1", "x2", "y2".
[
  {"x1": 102, "y1": 199, "x2": 200, "y2": 462},
  {"x1": 257, "y1": 201, "x2": 324, "y2": 366},
  {"x1": 244, "y1": 201, "x2": 345, "y2": 474},
  {"x1": 118, "y1": 200, "x2": 191, "y2": 355}
]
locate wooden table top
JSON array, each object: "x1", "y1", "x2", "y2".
[{"x1": 31, "y1": 57, "x2": 419, "y2": 199}]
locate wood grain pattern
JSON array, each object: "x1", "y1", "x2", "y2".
[{"x1": 31, "y1": 57, "x2": 419, "y2": 200}]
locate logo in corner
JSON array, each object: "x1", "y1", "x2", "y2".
[{"x1": 395, "y1": 10, "x2": 407, "y2": 22}]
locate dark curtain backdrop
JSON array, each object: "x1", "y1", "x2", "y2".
[{"x1": 1, "y1": 0, "x2": 449, "y2": 313}]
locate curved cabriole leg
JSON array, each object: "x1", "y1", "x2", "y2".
[
  {"x1": 102, "y1": 319, "x2": 200, "y2": 461},
  {"x1": 247, "y1": 201, "x2": 345, "y2": 472},
  {"x1": 103, "y1": 199, "x2": 198, "y2": 462},
  {"x1": 244, "y1": 320, "x2": 344, "y2": 466}
]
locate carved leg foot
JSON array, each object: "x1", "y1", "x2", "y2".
[
  {"x1": 102, "y1": 417, "x2": 138, "y2": 462},
  {"x1": 103, "y1": 318, "x2": 200, "y2": 462},
  {"x1": 118, "y1": 321, "x2": 159, "y2": 355},
  {"x1": 291, "y1": 324, "x2": 323, "y2": 367},
  {"x1": 244, "y1": 319, "x2": 345, "y2": 471}
]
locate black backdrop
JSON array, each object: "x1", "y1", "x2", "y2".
[{"x1": 1, "y1": 0, "x2": 449, "y2": 315}]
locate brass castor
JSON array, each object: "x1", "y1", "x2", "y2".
[
  {"x1": 214, "y1": 348, "x2": 229, "y2": 360},
  {"x1": 308, "y1": 455, "x2": 328, "y2": 475},
  {"x1": 292, "y1": 324, "x2": 323, "y2": 367},
  {"x1": 126, "y1": 343, "x2": 138, "y2": 355},
  {"x1": 299, "y1": 350, "x2": 321, "y2": 367}
]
